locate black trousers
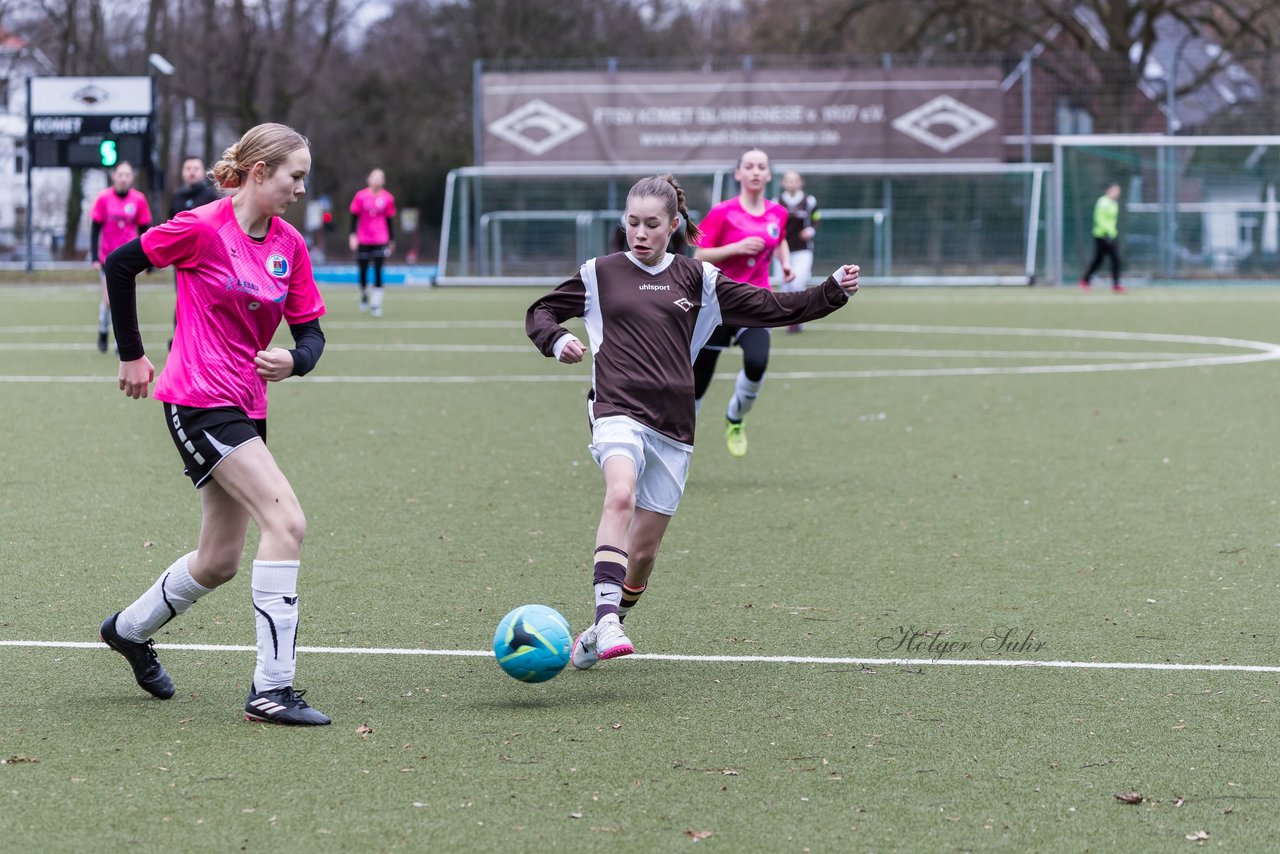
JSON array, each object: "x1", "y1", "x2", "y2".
[{"x1": 1082, "y1": 237, "x2": 1121, "y2": 285}]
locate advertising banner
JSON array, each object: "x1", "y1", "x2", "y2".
[{"x1": 481, "y1": 67, "x2": 1004, "y2": 165}]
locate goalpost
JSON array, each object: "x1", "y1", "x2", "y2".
[
  {"x1": 435, "y1": 139, "x2": 1279, "y2": 286},
  {"x1": 437, "y1": 162, "x2": 1051, "y2": 286},
  {"x1": 1051, "y1": 135, "x2": 1280, "y2": 284}
]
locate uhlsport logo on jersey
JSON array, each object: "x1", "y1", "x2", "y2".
[
  {"x1": 266, "y1": 253, "x2": 289, "y2": 278},
  {"x1": 673, "y1": 298, "x2": 695, "y2": 312}
]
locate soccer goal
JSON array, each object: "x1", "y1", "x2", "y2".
[
  {"x1": 437, "y1": 162, "x2": 1051, "y2": 286},
  {"x1": 1051, "y1": 135, "x2": 1280, "y2": 283}
]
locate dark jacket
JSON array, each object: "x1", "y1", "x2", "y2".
[{"x1": 169, "y1": 181, "x2": 220, "y2": 219}]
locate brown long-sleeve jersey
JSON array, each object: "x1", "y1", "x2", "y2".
[{"x1": 526, "y1": 252, "x2": 850, "y2": 445}]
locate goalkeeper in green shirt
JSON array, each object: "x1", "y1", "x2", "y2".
[{"x1": 1079, "y1": 183, "x2": 1124, "y2": 292}]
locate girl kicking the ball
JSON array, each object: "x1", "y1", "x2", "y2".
[{"x1": 526, "y1": 174, "x2": 860, "y2": 667}]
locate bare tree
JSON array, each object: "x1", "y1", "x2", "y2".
[{"x1": 773, "y1": 0, "x2": 1280, "y2": 132}]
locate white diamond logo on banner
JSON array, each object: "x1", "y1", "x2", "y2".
[
  {"x1": 487, "y1": 99, "x2": 587, "y2": 156},
  {"x1": 891, "y1": 95, "x2": 997, "y2": 153}
]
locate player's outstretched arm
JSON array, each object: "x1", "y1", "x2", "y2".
[{"x1": 714, "y1": 263, "x2": 859, "y2": 330}]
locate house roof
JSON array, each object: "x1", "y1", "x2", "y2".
[
  {"x1": 0, "y1": 27, "x2": 27, "y2": 50},
  {"x1": 1070, "y1": 5, "x2": 1261, "y2": 131}
]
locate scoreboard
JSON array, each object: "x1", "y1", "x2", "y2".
[
  {"x1": 27, "y1": 77, "x2": 152, "y2": 171},
  {"x1": 29, "y1": 114, "x2": 150, "y2": 169}
]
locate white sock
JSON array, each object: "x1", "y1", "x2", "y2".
[
  {"x1": 726, "y1": 370, "x2": 763, "y2": 422},
  {"x1": 252, "y1": 560, "x2": 300, "y2": 691},
  {"x1": 594, "y1": 580, "x2": 622, "y2": 613},
  {"x1": 98, "y1": 303, "x2": 110, "y2": 334},
  {"x1": 370, "y1": 288, "x2": 383, "y2": 311},
  {"x1": 116, "y1": 552, "x2": 211, "y2": 641}
]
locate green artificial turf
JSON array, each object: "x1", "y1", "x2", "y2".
[{"x1": 2, "y1": 282, "x2": 1278, "y2": 852}]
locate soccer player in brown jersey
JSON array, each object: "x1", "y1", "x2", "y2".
[
  {"x1": 527, "y1": 174, "x2": 860, "y2": 667},
  {"x1": 775, "y1": 169, "x2": 821, "y2": 332}
]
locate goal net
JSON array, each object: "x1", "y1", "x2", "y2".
[
  {"x1": 1053, "y1": 135, "x2": 1280, "y2": 282},
  {"x1": 437, "y1": 162, "x2": 1050, "y2": 286}
]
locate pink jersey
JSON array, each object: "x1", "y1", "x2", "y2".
[
  {"x1": 349, "y1": 188, "x2": 396, "y2": 245},
  {"x1": 695, "y1": 197, "x2": 788, "y2": 290},
  {"x1": 141, "y1": 197, "x2": 326, "y2": 419},
  {"x1": 91, "y1": 188, "x2": 152, "y2": 263}
]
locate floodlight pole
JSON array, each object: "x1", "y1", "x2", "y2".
[
  {"x1": 148, "y1": 54, "x2": 174, "y2": 218},
  {"x1": 1162, "y1": 32, "x2": 1196, "y2": 279},
  {"x1": 24, "y1": 76, "x2": 33, "y2": 273}
]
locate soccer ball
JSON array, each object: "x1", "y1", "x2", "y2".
[{"x1": 492, "y1": 604, "x2": 572, "y2": 683}]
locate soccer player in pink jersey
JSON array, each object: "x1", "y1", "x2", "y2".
[
  {"x1": 527, "y1": 174, "x2": 859, "y2": 666},
  {"x1": 691, "y1": 149, "x2": 793, "y2": 457},
  {"x1": 98, "y1": 123, "x2": 332, "y2": 726},
  {"x1": 348, "y1": 168, "x2": 396, "y2": 317},
  {"x1": 90, "y1": 161, "x2": 152, "y2": 353}
]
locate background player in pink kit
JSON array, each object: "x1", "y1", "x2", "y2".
[
  {"x1": 348, "y1": 167, "x2": 396, "y2": 317},
  {"x1": 98, "y1": 123, "x2": 332, "y2": 726},
  {"x1": 90, "y1": 161, "x2": 152, "y2": 353},
  {"x1": 527, "y1": 174, "x2": 859, "y2": 667},
  {"x1": 691, "y1": 149, "x2": 792, "y2": 457}
]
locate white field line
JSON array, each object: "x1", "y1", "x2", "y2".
[
  {"x1": 3, "y1": 639, "x2": 1278, "y2": 673},
  {"x1": 3, "y1": 324, "x2": 1278, "y2": 383},
  {"x1": 0, "y1": 342, "x2": 1231, "y2": 363},
  {"x1": 9, "y1": 285, "x2": 1280, "y2": 305},
  {"x1": 0, "y1": 341, "x2": 1226, "y2": 360},
  {"x1": 0, "y1": 321, "x2": 523, "y2": 334}
]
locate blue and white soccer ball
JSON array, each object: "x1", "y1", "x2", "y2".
[{"x1": 492, "y1": 604, "x2": 572, "y2": 683}]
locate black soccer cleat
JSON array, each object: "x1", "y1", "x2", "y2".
[
  {"x1": 245, "y1": 684, "x2": 331, "y2": 726},
  {"x1": 100, "y1": 612, "x2": 175, "y2": 699}
]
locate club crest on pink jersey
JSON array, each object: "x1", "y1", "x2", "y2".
[{"x1": 267, "y1": 253, "x2": 289, "y2": 278}]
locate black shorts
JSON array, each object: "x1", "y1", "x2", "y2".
[
  {"x1": 164, "y1": 403, "x2": 266, "y2": 488},
  {"x1": 703, "y1": 326, "x2": 768, "y2": 350},
  {"x1": 355, "y1": 243, "x2": 389, "y2": 261}
]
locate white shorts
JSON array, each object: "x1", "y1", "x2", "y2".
[
  {"x1": 775, "y1": 249, "x2": 815, "y2": 293},
  {"x1": 589, "y1": 415, "x2": 692, "y2": 516}
]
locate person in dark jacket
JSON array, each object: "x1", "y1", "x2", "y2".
[
  {"x1": 169, "y1": 156, "x2": 221, "y2": 219},
  {"x1": 165, "y1": 157, "x2": 221, "y2": 347}
]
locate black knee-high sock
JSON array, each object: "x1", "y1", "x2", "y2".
[{"x1": 617, "y1": 583, "x2": 646, "y2": 623}]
